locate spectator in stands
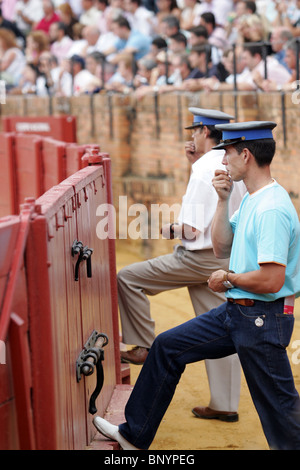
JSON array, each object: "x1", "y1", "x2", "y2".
[
  {"x1": 123, "y1": 0, "x2": 155, "y2": 37},
  {"x1": 203, "y1": 42, "x2": 291, "y2": 91},
  {"x1": 36, "y1": 50, "x2": 60, "y2": 95},
  {"x1": 180, "y1": 0, "x2": 206, "y2": 31},
  {"x1": 105, "y1": 52, "x2": 136, "y2": 92},
  {"x1": 156, "y1": 50, "x2": 203, "y2": 92},
  {"x1": 225, "y1": 0, "x2": 257, "y2": 44},
  {"x1": 13, "y1": 0, "x2": 44, "y2": 36},
  {"x1": 96, "y1": 7, "x2": 122, "y2": 61},
  {"x1": 102, "y1": 15, "x2": 151, "y2": 64},
  {"x1": 134, "y1": 49, "x2": 174, "y2": 98},
  {"x1": 34, "y1": 0, "x2": 60, "y2": 34},
  {"x1": 188, "y1": 25, "x2": 208, "y2": 48},
  {"x1": 57, "y1": 3, "x2": 78, "y2": 39},
  {"x1": 258, "y1": 38, "x2": 300, "y2": 92},
  {"x1": 0, "y1": 5, "x2": 25, "y2": 48},
  {"x1": 182, "y1": 43, "x2": 228, "y2": 87},
  {"x1": 199, "y1": 12, "x2": 228, "y2": 50},
  {"x1": 81, "y1": 24, "x2": 101, "y2": 56},
  {"x1": 168, "y1": 31, "x2": 187, "y2": 53},
  {"x1": 273, "y1": 0, "x2": 300, "y2": 35},
  {"x1": 147, "y1": 35, "x2": 167, "y2": 60},
  {"x1": 96, "y1": 0, "x2": 111, "y2": 33},
  {"x1": 69, "y1": 54, "x2": 101, "y2": 95},
  {"x1": 159, "y1": 14, "x2": 181, "y2": 39},
  {"x1": 85, "y1": 50, "x2": 107, "y2": 85},
  {"x1": 25, "y1": 30, "x2": 50, "y2": 65},
  {"x1": 49, "y1": 22, "x2": 73, "y2": 63},
  {"x1": 0, "y1": 28, "x2": 26, "y2": 87},
  {"x1": 154, "y1": 0, "x2": 181, "y2": 35},
  {"x1": 66, "y1": 22, "x2": 87, "y2": 56},
  {"x1": 237, "y1": 11, "x2": 270, "y2": 44},
  {"x1": 79, "y1": 0, "x2": 102, "y2": 26},
  {"x1": 133, "y1": 56, "x2": 157, "y2": 87},
  {"x1": 68, "y1": 0, "x2": 84, "y2": 18},
  {"x1": 9, "y1": 62, "x2": 40, "y2": 95},
  {"x1": 270, "y1": 26, "x2": 293, "y2": 72},
  {"x1": 1, "y1": 0, "x2": 18, "y2": 22}
]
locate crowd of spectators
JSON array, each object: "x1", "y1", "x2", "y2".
[{"x1": 0, "y1": 0, "x2": 300, "y2": 98}]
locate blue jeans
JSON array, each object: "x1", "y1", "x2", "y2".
[{"x1": 119, "y1": 299, "x2": 300, "y2": 450}]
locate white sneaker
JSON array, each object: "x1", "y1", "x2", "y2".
[{"x1": 93, "y1": 416, "x2": 139, "y2": 450}]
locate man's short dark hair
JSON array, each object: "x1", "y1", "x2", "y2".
[
  {"x1": 152, "y1": 36, "x2": 167, "y2": 50},
  {"x1": 243, "y1": 43, "x2": 263, "y2": 57},
  {"x1": 190, "y1": 44, "x2": 212, "y2": 62},
  {"x1": 189, "y1": 25, "x2": 208, "y2": 40},
  {"x1": 244, "y1": 1, "x2": 256, "y2": 14},
  {"x1": 234, "y1": 140, "x2": 276, "y2": 167},
  {"x1": 170, "y1": 32, "x2": 187, "y2": 47},
  {"x1": 196, "y1": 125, "x2": 222, "y2": 144},
  {"x1": 113, "y1": 15, "x2": 131, "y2": 30},
  {"x1": 200, "y1": 12, "x2": 216, "y2": 29},
  {"x1": 161, "y1": 15, "x2": 180, "y2": 31}
]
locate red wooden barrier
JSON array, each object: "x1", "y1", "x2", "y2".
[
  {"x1": 0, "y1": 151, "x2": 126, "y2": 450},
  {"x1": 0, "y1": 133, "x2": 17, "y2": 218},
  {"x1": 2, "y1": 116, "x2": 77, "y2": 143},
  {"x1": 14, "y1": 134, "x2": 44, "y2": 208},
  {"x1": 42, "y1": 138, "x2": 67, "y2": 192}
]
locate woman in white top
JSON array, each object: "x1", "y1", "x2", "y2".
[{"x1": 0, "y1": 28, "x2": 26, "y2": 86}]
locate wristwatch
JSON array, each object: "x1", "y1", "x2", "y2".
[{"x1": 223, "y1": 270, "x2": 235, "y2": 289}]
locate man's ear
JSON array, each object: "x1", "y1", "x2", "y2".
[{"x1": 243, "y1": 147, "x2": 252, "y2": 164}]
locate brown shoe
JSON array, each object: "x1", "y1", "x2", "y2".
[
  {"x1": 192, "y1": 406, "x2": 239, "y2": 422},
  {"x1": 121, "y1": 346, "x2": 148, "y2": 365}
]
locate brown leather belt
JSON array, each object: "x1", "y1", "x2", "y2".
[{"x1": 227, "y1": 298, "x2": 255, "y2": 307}]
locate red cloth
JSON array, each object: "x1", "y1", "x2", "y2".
[{"x1": 34, "y1": 12, "x2": 60, "y2": 34}]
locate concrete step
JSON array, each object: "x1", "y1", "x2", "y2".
[{"x1": 88, "y1": 384, "x2": 133, "y2": 450}]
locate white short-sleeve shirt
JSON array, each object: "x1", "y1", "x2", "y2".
[{"x1": 177, "y1": 149, "x2": 246, "y2": 251}]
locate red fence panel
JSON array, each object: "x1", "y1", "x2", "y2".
[
  {"x1": 0, "y1": 209, "x2": 35, "y2": 450},
  {"x1": 14, "y1": 134, "x2": 44, "y2": 209},
  {"x1": 0, "y1": 133, "x2": 17, "y2": 218},
  {"x1": 65, "y1": 144, "x2": 87, "y2": 178},
  {"x1": 42, "y1": 138, "x2": 67, "y2": 192},
  {"x1": 2, "y1": 116, "x2": 77, "y2": 143},
  {"x1": 25, "y1": 158, "x2": 120, "y2": 449}
]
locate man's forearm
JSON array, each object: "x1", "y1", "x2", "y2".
[{"x1": 211, "y1": 199, "x2": 233, "y2": 258}]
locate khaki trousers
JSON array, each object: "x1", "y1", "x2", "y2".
[{"x1": 118, "y1": 244, "x2": 241, "y2": 412}]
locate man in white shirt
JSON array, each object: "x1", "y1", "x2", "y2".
[
  {"x1": 118, "y1": 108, "x2": 246, "y2": 421},
  {"x1": 79, "y1": 0, "x2": 102, "y2": 26},
  {"x1": 13, "y1": 0, "x2": 44, "y2": 35},
  {"x1": 123, "y1": 0, "x2": 155, "y2": 37}
]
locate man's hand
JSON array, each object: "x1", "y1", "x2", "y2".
[
  {"x1": 212, "y1": 169, "x2": 233, "y2": 201},
  {"x1": 161, "y1": 224, "x2": 175, "y2": 239},
  {"x1": 185, "y1": 141, "x2": 201, "y2": 164},
  {"x1": 207, "y1": 269, "x2": 228, "y2": 292}
]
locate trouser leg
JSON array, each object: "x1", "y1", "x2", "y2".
[
  {"x1": 228, "y1": 299, "x2": 300, "y2": 450},
  {"x1": 189, "y1": 281, "x2": 241, "y2": 412},
  {"x1": 117, "y1": 247, "x2": 229, "y2": 348},
  {"x1": 119, "y1": 303, "x2": 236, "y2": 449}
]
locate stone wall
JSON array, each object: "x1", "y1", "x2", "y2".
[{"x1": 1, "y1": 90, "x2": 299, "y2": 258}]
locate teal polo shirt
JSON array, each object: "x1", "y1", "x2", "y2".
[{"x1": 227, "y1": 181, "x2": 300, "y2": 301}]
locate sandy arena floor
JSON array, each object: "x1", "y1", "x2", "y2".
[{"x1": 116, "y1": 248, "x2": 300, "y2": 451}]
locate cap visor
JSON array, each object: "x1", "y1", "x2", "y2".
[
  {"x1": 184, "y1": 123, "x2": 203, "y2": 130},
  {"x1": 212, "y1": 139, "x2": 242, "y2": 150}
]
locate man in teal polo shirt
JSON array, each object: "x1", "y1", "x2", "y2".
[{"x1": 93, "y1": 121, "x2": 300, "y2": 450}]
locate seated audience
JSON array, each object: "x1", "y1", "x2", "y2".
[{"x1": 0, "y1": 28, "x2": 26, "y2": 87}]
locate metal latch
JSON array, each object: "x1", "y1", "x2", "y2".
[
  {"x1": 76, "y1": 330, "x2": 109, "y2": 414},
  {"x1": 72, "y1": 239, "x2": 93, "y2": 281}
]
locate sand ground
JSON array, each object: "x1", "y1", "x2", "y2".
[{"x1": 116, "y1": 248, "x2": 300, "y2": 451}]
